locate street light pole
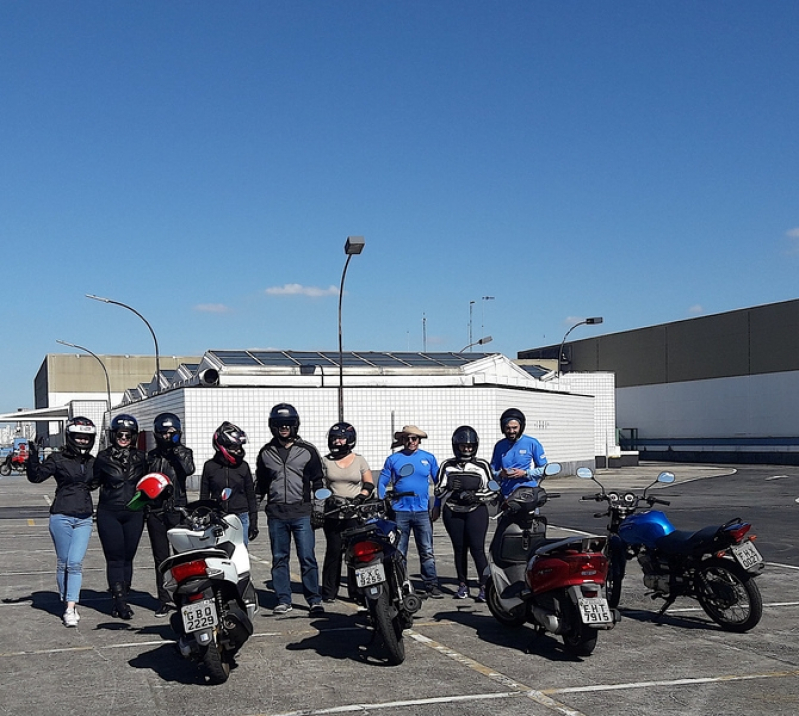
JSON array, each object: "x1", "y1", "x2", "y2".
[
  {"x1": 481, "y1": 296, "x2": 494, "y2": 335},
  {"x1": 469, "y1": 301, "x2": 475, "y2": 351},
  {"x1": 459, "y1": 335, "x2": 493, "y2": 353},
  {"x1": 558, "y1": 317, "x2": 603, "y2": 376},
  {"x1": 338, "y1": 236, "x2": 365, "y2": 423},
  {"x1": 86, "y1": 294, "x2": 161, "y2": 389},
  {"x1": 56, "y1": 340, "x2": 112, "y2": 414}
]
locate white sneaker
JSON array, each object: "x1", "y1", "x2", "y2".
[{"x1": 63, "y1": 608, "x2": 79, "y2": 627}]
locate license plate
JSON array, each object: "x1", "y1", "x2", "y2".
[
  {"x1": 181, "y1": 599, "x2": 218, "y2": 633},
  {"x1": 355, "y1": 563, "x2": 386, "y2": 587},
  {"x1": 578, "y1": 597, "x2": 613, "y2": 625},
  {"x1": 731, "y1": 540, "x2": 763, "y2": 570}
]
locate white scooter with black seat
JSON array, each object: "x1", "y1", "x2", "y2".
[{"x1": 157, "y1": 486, "x2": 258, "y2": 683}]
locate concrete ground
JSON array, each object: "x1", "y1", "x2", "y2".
[{"x1": 2, "y1": 463, "x2": 798, "y2": 716}]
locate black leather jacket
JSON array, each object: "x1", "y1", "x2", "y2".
[
  {"x1": 147, "y1": 443, "x2": 195, "y2": 509},
  {"x1": 26, "y1": 448, "x2": 96, "y2": 517},
  {"x1": 200, "y1": 453, "x2": 259, "y2": 526},
  {"x1": 93, "y1": 446, "x2": 149, "y2": 510}
]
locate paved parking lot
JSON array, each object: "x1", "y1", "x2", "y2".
[{"x1": 2, "y1": 466, "x2": 798, "y2": 716}]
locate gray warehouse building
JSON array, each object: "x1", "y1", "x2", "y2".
[{"x1": 519, "y1": 298, "x2": 799, "y2": 464}]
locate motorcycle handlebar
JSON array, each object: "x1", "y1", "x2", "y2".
[{"x1": 649, "y1": 497, "x2": 671, "y2": 506}]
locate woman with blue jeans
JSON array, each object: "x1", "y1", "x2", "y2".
[{"x1": 26, "y1": 417, "x2": 98, "y2": 627}]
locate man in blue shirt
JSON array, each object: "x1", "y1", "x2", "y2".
[
  {"x1": 490, "y1": 408, "x2": 547, "y2": 498},
  {"x1": 377, "y1": 425, "x2": 443, "y2": 598}
]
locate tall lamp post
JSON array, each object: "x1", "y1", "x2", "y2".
[
  {"x1": 459, "y1": 335, "x2": 493, "y2": 352},
  {"x1": 468, "y1": 300, "x2": 475, "y2": 351},
  {"x1": 56, "y1": 340, "x2": 112, "y2": 414},
  {"x1": 338, "y1": 236, "x2": 365, "y2": 422},
  {"x1": 558, "y1": 317, "x2": 603, "y2": 376},
  {"x1": 86, "y1": 294, "x2": 161, "y2": 389}
]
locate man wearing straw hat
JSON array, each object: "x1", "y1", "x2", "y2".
[{"x1": 377, "y1": 425, "x2": 443, "y2": 598}]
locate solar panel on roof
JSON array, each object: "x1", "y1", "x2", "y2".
[
  {"x1": 354, "y1": 352, "x2": 411, "y2": 366},
  {"x1": 249, "y1": 352, "x2": 301, "y2": 366},
  {"x1": 209, "y1": 351, "x2": 262, "y2": 366},
  {"x1": 285, "y1": 351, "x2": 337, "y2": 365},
  {"x1": 319, "y1": 352, "x2": 371, "y2": 366},
  {"x1": 389, "y1": 352, "x2": 441, "y2": 365}
]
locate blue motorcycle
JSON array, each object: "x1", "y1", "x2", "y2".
[
  {"x1": 317, "y1": 488, "x2": 422, "y2": 665},
  {"x1": 579, "y1": 468, "x2": 764, "y2": 632}
]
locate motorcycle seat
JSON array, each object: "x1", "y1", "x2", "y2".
[{"x1": 655, "y1": 525, "x2": 723, "y2": 555}]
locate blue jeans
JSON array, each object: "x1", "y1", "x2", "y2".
[
  {"x1": 395, "y1": 510, "x2": 438, "y2": 588},
  {"x1": 238, "y1": 513, "x2": 250, "y2": 546},
  {"x1": 49, "y1": 514, "x2": 93, "y2": 604},
  {"x1": 267, "y1": 515, "x2": 320, "y2": 605}
]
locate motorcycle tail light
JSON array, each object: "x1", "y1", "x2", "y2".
[
  {"x1": 171, "y1": 559, "x2": 208, "y2": 582},
  {"x1": 187, "y1": 591, "x2": 207, "y2": 603},
  {"x1": 352, "y1": 540, "x2": 382, "y2": 563},
  {"x1": 725, "y1": 523, "x2": 751, "y2": 543}
]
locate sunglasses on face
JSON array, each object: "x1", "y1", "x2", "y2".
[
  {"x1": 403, "y1": 435, "x2": 420, "y2": 443},
  {"x1": 116, "y1": 431, "x2": 133, "y2": 440}
]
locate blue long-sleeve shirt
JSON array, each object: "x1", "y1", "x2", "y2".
[
  {"x1": 377, "y1": 448, "x2": 439, "y2": 512},
  {"x1": 490, "y1": 434, "x2": 547, "y2": 497}
]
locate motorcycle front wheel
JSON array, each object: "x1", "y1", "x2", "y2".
[
  {"x1": 0, "y1": 463, "x2": 11, "y2": 476},
  {"x1": 485, "y1": 578, "x2": 526, "y2": 627},
  {"x1": 605, "y1": 545, "x2": 626, "y2": 609},
  {"x1": 696, "y1": 558, "x2": 763, "y2": 633},
  {"x1": 201, "y1": 632, "x2": 231, "y2": 684},
  {"x1": 369, "y1": 590, "x2": 406, "y2": 665}
]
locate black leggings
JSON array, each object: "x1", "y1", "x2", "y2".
[
  {"x1": 96, "y1": 506, "x2": 145, "y2": 589},
  {"x1": 443, "y1": 504, "x2": 489, "y2": 586},
  {"x1": 321, "y1": 517, "x2": 358, "y2": 600}
]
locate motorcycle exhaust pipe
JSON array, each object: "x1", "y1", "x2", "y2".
[{"x1": 531, "y1": 605, "x2": 562, "y2": 633}]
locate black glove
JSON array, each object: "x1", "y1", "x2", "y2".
[
  {"x1": 310, "y1": 511, "x2": 325, "y2": 529},
  {"x1": 460, "y1": 492, "x2": 479, "y2": 505},
  {"x1": 352, "y1": 493, "x2": 368, "y2": 506},
  {"x1": 248, "y1": 525, "x2": 259, "y2": 542},
  {"x1": 506, "y1": 501, "x2": 521, "y2": 514}
]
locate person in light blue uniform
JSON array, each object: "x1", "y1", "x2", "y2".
[
  {"x1": 490, "y1": 408, "x2": 547, "y2": 498},
  {"x1": 377, "y1": 425, "x2": 443, "y2": 598}
]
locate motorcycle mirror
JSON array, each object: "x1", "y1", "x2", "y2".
[
  {"x1": 657, "y1": 472, "x2": 675, "y2": 484},
  {"x1": 543, "y1": 462, "x2": 562, "y2": 478},
  {"x1": 487, "y1": 480, "x2": 500, "y2": 492},
  {"x1": 220, "y1": 487, "x2": 233, "y2": 501},
  {"x1": 576, "y1": 467, "x2": 594, "y2": 480},
  {"x1": 399, "y1": 464, "x2": 415, "y2": 477},
  {"x1": 315, "y1": 488, "x2": 332, "y2": 500}
]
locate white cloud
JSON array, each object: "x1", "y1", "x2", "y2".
[
  {"x1": 688, "y1": 304, "x2": 704, "y2": 315},
  {"x1": 786, "y1": 227, "x2": 799, "y2": 239},
  {"x1": 194, "y1": 303, "x2": 230, "y2": 313},
  {"x1": 785, "y1": 227, "x2": 799, "y2": 254},
  {"x1": 265, "y1": 283, "x2": 339, "y2": 298}
]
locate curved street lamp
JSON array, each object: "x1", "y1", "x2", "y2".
[
  {"x1": 558, "y1": 317, "x2": 603, "y2": 376},
  {"x1": 86, "y1": 294, "x2": 161, "y2": 388},
  {"x1": 56, "y1": 340, "x2": 112, "y2": 414},
  {"x1": 459, "y1": 335, "x2": 493, "y2": 353},
  {"x1": 338, "y1": 236, "x2": 365, "y2": 423}
]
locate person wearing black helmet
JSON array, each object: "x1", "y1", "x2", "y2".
[
  {"x1": 146, "y1": 412, "x2": 195, "y2": 617},
  {"x1": 26, "y1": 417, "x2": 98, "y2": 627},
  {"x1": 320, "y1": 422, "x2": 374, "y2": 603},
  {"x1": 435, "y1": 426, "x2": 495, "y2": 602},
  {"x1": 490, "y1": 408, "x2": 547, "y2": 498},
  {"x1": 200, "y1": 421, "x2": 259, "y2": 545},
  {"x1": 255, "y1": 403, "x2": 325, "y2": 616},
  {"x1": 93, "y1": 414, "x2": 149, "y2": 619}
]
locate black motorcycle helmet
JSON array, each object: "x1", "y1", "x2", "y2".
[
  {"x1": 110, "y1": 414, "x2": 138, "y2": 447},
  {"x1": 451, "y1": 425, "x2": 479, "y2": 460},
  {"x1": 500, "y1": 408, "x2": 526, "y2": 438},
  {"x1": 213, "y1": 421, "x2": 247, "y2": 466},
  {"x1": 327, "y1": 422, "x2": 357, "y2": 458},
  {"x1": 268, "y1": 403, "x2": 300, "y2": 439},
  {"x1": 65, "y1": 416, "x2": 97, "y2": 455},
  {"x1": 153, "y1": 412, "x2": 182, "y2": 449}
]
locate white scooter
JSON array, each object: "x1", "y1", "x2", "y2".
[{"x1": 159, "y1": 488, "x2": 258, "y2": 684}]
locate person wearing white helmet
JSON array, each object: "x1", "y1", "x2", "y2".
[{"x1": 26, "y1": 417, "x2": 98, "y2": 627}]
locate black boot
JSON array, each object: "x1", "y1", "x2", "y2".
[{"x1": 112, "y1": 582, "x2": 133, "y2": 620}]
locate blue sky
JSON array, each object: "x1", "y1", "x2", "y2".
[{"x1": 2, "y1": 1, "x2": 798, "y2": 414}]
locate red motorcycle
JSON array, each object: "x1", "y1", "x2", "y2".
[
  {"x1": 0, "y1": 441, "x2": 29, "y2": 476},
  {"x1": 485, "y1": 463, "x2": 620, "y2": 656}
]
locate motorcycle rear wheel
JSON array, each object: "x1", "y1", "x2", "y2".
[
  {"x1": 562, "y1": 620, "x2": 598, "y2": 657},
  {"x1": 201, "y1": 632, "x2": 231, "y2": 684},
  {"x1": 370, "y1": 590, "x2": 406, "y2": 665},
  {"x1": 696, "y1": 558, "x2": 762, "y2": 633},
  {"x1": 0, "y1": 463, "x2": 11, "y2": 476},
  {"x1": 485, "y1": 578, "x2": 526, "y2": 627}
]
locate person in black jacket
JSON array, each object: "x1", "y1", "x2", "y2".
[
  {"x1": 26, "y1": 417, "x2": 97, "y2": 628},
  {"x1": 200, "y1": 422, "x2": 259, "y2": 545},
  {"x1": 146, "y1": 412, "x2": 195, "y2": 617},
  {"x1": 93, "y1": 414, "x2": 149, "y2": 619}
]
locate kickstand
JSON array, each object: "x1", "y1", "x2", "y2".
[
  {"x1": 524, "y1": 626, "x2": 545, "y2": 654},
  {"x1": 654, "y1": 595, "x2": 676, "y2": 620}
]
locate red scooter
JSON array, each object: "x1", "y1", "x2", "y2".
[{"x1": 484, "y1": 463, "x2": 620, "y2": 656}]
